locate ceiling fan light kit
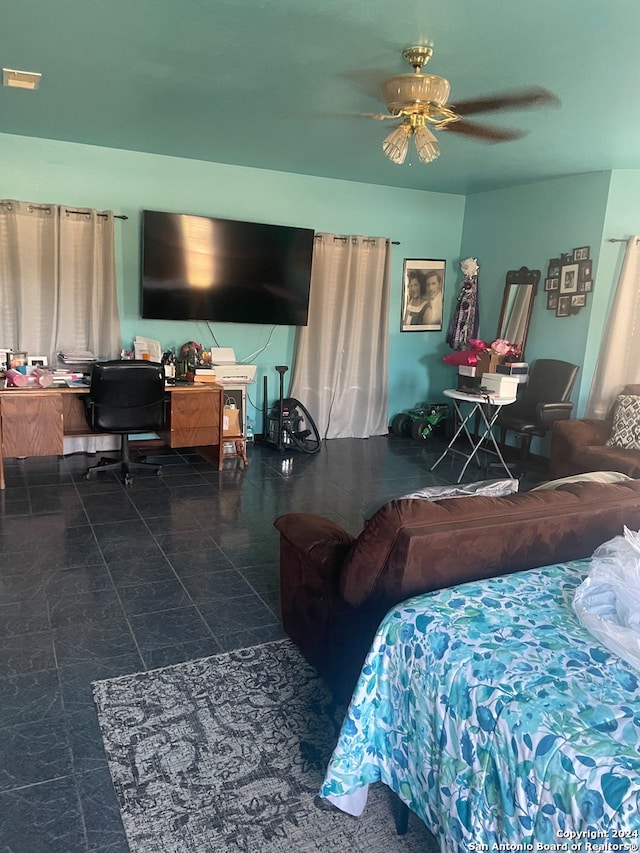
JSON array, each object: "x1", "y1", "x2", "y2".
[
  {"x1": 413, "y1": 124, "x2": 440, "y2": 164},
  {"x1": 382, "y1": 115, "x2": 440, "y2": 165},
  {"x1": 376, "y1": 45, "x2": 558, "y2": 166},
  {"x1": 381, "y1": 123, "x2": 411, "y2": 165}
]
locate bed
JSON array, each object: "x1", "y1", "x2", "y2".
[{"x1": 320, "y1": 559, "x2": 640, "y2": 850}]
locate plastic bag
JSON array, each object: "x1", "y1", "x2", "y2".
[{"x1": 573, "y1": 526, "x2": 640, "y2": 671}]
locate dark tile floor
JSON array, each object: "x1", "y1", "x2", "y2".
[{"x1": 0, "y1": 432, "x2": 549, "y2": 853}]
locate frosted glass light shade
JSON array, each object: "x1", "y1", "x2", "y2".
[
  {"x1": 382, "y1": 123, "x2": 411, "y2": 165},
  {"x1": 414, "y1": 125, "x2": 440, "y2": 163},
  {"x1": 381, "y1": 73, "x2": 450, "y2": 113}
]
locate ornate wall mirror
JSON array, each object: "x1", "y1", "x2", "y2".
[{"x1": 496, "y1": 266, "x2": 540, "y2": 358}]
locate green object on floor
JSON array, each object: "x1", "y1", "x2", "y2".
[{"x1": 390, "y1": 402, "x2": 449, "y2": 441}]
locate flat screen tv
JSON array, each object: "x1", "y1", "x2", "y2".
[{"x1": 141, "y1": 209, "x2": 315, "y2": 325}]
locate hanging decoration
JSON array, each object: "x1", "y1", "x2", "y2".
[
  {"x1": 446, "y1": 257, "x2": 480, "y2": 350},
  {"x1": 544, "y1": 246, "x2": 593, "y2": 317}
]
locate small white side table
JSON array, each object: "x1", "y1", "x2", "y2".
[{"x1": 430, "y1": 388, "x2": 517, "y2": 483}]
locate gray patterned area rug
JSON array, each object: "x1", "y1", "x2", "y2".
[{"x1": 92, "y1": 638, "x2": 438, "y2": 853}]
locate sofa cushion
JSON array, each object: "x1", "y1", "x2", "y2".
[
  {"x1": 339, "y1": 479, "x2": 640, "y2": 608},
  {"x1": 606, "y1": 394, "x2": 640, "y2": 449},
  {"x1": 531, "y1": 471, "x2": 632, "y2": 491}
]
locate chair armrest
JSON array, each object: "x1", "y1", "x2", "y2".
[
  {"x1": 536, "y1": 401, "x2": 574, "y2": 427},
  {"x1": 82, "y1": 396, "x2": 95, "y2": 428}
]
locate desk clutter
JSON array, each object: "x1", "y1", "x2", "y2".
[{"x1": 126, "y1": 339, "x2": 256, "y2": 386}]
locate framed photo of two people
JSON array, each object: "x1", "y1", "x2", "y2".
[{"x1": 401, "y1": 259, "x2": 445, "y2": 332}]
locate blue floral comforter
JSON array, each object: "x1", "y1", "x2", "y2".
[{"x1": 320, "y1": 561, "x2": 640, "y2": 850}]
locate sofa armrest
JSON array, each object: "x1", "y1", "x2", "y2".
[
  {"x1": 275, "y1": 513, "x2": 356, "y2": 674},
  {"x1": 274, "y1": 513, "x2": 355, "y2": 565},
  {"x1": 549, "y1": 417, "x2": 611, "y2": 478},
  {"x1": 553, "y1": 417, "x2": 610, "y2": 447},
  {"x1": 536, "y1": 401, "x2": 574, "y2": 427}
]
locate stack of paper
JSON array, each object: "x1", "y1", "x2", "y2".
[
  {"x1": 57, "y1": 350, "x2": 97, "y2": 364},
  {"x1": 134, "y1": 337, "x2": 162, "y2": 362}
]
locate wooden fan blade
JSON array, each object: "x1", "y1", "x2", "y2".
[
  {"x1": 452, "y1": 87, "x2": 560, "y2": 117},
  {"x1": 444, "y1": 119, "x2": 527, "y2": 143}
]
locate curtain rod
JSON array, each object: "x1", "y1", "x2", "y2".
[
  {"x1": 315, "y1": 234, "x2": 400, "y2": 245},
  {"x1": 0, "y1": 201, "x2": 127, "y2": 220},
  {"x1": 606, "y1": 237, "x2": 640, "y2": 244}
]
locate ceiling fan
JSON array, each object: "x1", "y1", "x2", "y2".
[{"x1": 367, "y1": 46, "x2": 559, "y2": 165}]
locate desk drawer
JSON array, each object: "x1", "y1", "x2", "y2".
[
  {"x1": 1, "y1": 393, "x2": 64, "y2": 456},
  {"x1": 164, "y1": 425, "x2": 218, "y2": 448},
  {"x1": 162, "y1": 389, "x2": 221, "y2": 447}
]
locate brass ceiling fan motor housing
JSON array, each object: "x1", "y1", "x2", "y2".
[{"x1": 380, "y1": 46, "x2": 457, "y2": 126}]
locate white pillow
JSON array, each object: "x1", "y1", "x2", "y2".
[
  {"x1": 531, "y1": 471, "x2": 632, "y2": 491},
  {"x1": 360, "y1": 478, "x2": 519, "y2": 520}
]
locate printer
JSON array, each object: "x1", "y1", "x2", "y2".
[{"x1": 209, "y1": 348, "x2": 257, "y2": 383}]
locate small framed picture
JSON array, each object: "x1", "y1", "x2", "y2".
[
  {"x1": 8, "y1": 351, "x2": 27, "y2": 370},
  {"x1": 547, "y1": 292, "x2": 559, "y2": 310},
  {"x1": 559, "y1": 263, "x2": 579, "y2": 294},
  {"x1": 573, "y1": 246, "x2": 590, "y2": 262},
  {"x1": 578, "y1": 259, "x2": 592, "y2": 281},
  {"x1": 571, "y1": 294, "x2": 586, "y2": 308},
  {"x1": 583, "y1": 280, "x2": 593, "y2": 292},
  {"x1": 401, "y1": 258, "x2": 446, "y2": 332},
  {"x1": 27, "y1": 355, "x2": 48, "y2": 368},
  {"x1": 547, "y1": 259, "x2": 560, "y2": 278},
  {"x1": 556, "y1": 295, "x2": 572, "y2": 317},
  {"x1": 544, "y1": 278, "x2": 559, "y2": 291}
]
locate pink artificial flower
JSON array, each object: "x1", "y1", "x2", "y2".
[{"x1": 490, "y1": 339, "x2": 512, "y2": 355}]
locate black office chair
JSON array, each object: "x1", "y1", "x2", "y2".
[
  {"x1": 83, "y1": 360, "x2": 167, "y2": 486},
  {"x1": 496, "y1": 358, "x2": 579, "y2": 476}
]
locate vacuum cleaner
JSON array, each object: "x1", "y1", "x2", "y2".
[{"x1": 262, "y1": 365, "x2": 321, "y2": 454}]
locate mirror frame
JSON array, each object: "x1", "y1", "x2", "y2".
[{"x1": 496, "y1": 266, "x2": 540, "y2": 359}]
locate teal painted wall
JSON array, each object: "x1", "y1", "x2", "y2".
[
  {"x1": 461, "y1": 172, "x2": 612, "y2": 432},
  {"x1": 0, "y1": 132, "x2": 465, "y2": 425}
]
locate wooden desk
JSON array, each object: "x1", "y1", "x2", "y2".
[{"x1": 0, "y1": 382, "x2": 225, "y2": 489}]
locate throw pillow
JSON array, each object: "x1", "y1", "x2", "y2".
[
  {"x1": 531, "y1": 471, "x2": 632, "y2": 492},
  {"x1": 360, "y1": 477, "x2": 519, "y2": 521},
  {"x1": 606, "y1": 395, "x2": 640, "y2": 450}
]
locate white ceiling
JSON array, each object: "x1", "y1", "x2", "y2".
[{"x1": 2, "y1": 0, "x2": 640, "y2": 195}]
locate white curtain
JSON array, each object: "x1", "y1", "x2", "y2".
[
  {"x1": 586, "y1": 236, "x2": 640, "y2": 418},
  {"x1": 289, "y1": 233, "x2": 391, "y2": 439},
  {"x1": 0, "y1": 200, "x2": 121, "y2": 365}
]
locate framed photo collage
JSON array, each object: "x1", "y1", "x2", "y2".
[{"x1": 544, "y1": 246, "x2": 593, "y2": 318}]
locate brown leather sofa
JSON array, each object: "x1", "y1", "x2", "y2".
[
  {"x1": 275, "y1": 478, "x2": 640, "y2": 695},
  {"x1": 550, "y1": 384, "x2": 640, "y2": 479}
]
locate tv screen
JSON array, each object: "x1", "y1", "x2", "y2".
[{"x1": 141, "y1": 210, "x2": 315, "y2": 325}]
